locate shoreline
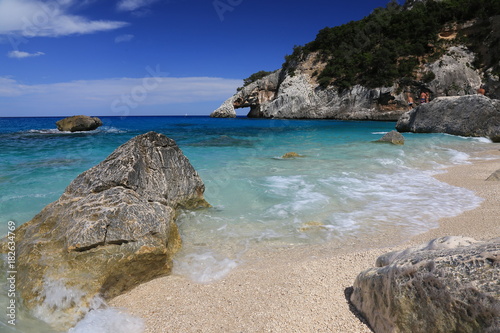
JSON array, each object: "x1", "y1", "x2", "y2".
[{"x1": 111, "y1": 148, "x2": 500, "y2": 333}]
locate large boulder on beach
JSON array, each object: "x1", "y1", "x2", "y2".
[
  {"x1": 396, "y1": 95, "x2": 500, "y2": 142},
  {"x1": 6, "y1": 132, "x2": 209, "y2": 330},
  {"x1": 351, "y1": 236, "x2": 500, "y2": 333},
  {"x1": 56, "y1": 115, "x2": 103, "y2": 132}
]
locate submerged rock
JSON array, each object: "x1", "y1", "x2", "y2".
[
  {"x1": 6, "y1": 132, "x2": 209, "y2": 330},
  {"x1": 396, "y1": 94, "x2": 500, "y2": 141},
  {"x1": 56, "y1": 115, "x2": 103, "y2": 132},
  {"x1": 351, "y1": 236, "x2": 500, "y2": 333},
  {"x1": 281, "y1": 152, "x2": 302, "y2": 158},
  {"x1": 375, "y1": 130, "x2": 405, "y2": 145}
]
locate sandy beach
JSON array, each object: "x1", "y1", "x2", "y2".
[{"x1": 111, "y1": 148, "x2": 500, "y2": 333}]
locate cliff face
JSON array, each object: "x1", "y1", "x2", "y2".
[
  {"x1": 211, "y1": 46, "x2": 489, "y2": 120},
  {"x1": 211, "y1": 4, "x2": 500, "y2": 120}
]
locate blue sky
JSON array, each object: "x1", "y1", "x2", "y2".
[{"x1": 0, "y1": 0, "x2": 397, "y2": 117}]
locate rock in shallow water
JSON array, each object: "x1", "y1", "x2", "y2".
[
  {"x1": 351, "y1": 236, "x2": 500, "y2": 333},
  {"x1": 281, "y1": 152, "x2": 302, "y2": 158},
  {"x1": 56, "y1": 115, "x2": 103, "y2": 132},
  {"x1": 375, "y1": 130, "x2": 405, "y2": 145},
  {"x1": 4, "y1": 131, "x2": 209, "y2": 330}
]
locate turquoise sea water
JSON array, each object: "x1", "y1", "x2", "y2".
[{"x1": 0, "y1": 116, "x2": 497, "y2": 332}]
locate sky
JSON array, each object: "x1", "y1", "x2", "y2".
[{"x1": 0, "y1": 0, "x2": 399, "y2": 117}]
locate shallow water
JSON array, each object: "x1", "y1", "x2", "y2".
[{"x1": 0, "y1": 116, "x2": 496, "y2": 332}]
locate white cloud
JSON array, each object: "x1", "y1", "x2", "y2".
[
  {"x1": 114, "y1": 34, "x2": 134, "y2": 43},
  {"x1": 117, "y1": 0, "x2": 159, "y2": 12},
  {"x1": 7, "y1": 50, "x2": 44, "y2": 58},
  {"x1": 0, "y1": 0, "x2": 128, "y2": 38},
  {"x1": 0, "y1": 75, "x2": 242, "y2": 116},
  {"x1": 0, "y1": 77, "x2": 26, "y2": 96}
]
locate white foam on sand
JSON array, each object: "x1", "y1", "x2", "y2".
[
  {"x1": 173, "y1": 249, "x2": 239, "y2": 284},
  {"x1": 321, "y1": 167, "x2": 483, "y2": 236},
  {"x1": 69, "y1": 307, "x2": 144, "y2": 333},
  {"x1": 28, "y1": 278, "x2": 144, "y2": 333}
]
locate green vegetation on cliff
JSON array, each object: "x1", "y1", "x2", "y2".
[
  {"x1": 281, "y1": 0, "x2": 500, "y2": 90},
  {"x1": 237, "y1": 70, "x2": 274, "y2": 91}
]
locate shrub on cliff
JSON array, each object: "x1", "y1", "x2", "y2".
[{"x1": 237, "y1": 70, "x2": 274, "y2": 91}]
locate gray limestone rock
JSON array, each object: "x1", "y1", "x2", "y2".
[
  {"x1": 375, "y1": 130, "x2": 405, "y2": 145},
  {"x1": 425, "y1": 46, "x2": 482, "y2": 97},
  {"x1": 396, "y1": 94, "x2": 500, "y2": 142},
  {"x1": 56, "y1": 115, "x2": 103, "y2": 132},
  {"x1": 211, "y1": 70, "x2": 281, "y2": 118},
  {"x1": 212, "y1": 70, "x2": 407, "y2": 120},
  {"x1": 5, "y1": 132, "x2": 209, "y2": 330},
  {"x1": 351, "y1": 236, "x2": 500, "y2": 333},
  {"x1": 210, "y1": 97, "x2": 237, "y2": 118}
]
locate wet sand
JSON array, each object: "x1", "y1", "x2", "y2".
[{"x1": 111, "y1": 148, "x2": 500, "y2": 333}]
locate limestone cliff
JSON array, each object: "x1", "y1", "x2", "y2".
[
  {"x1": 211, "y1": 2, "x2": 500, "y2": 120},
  {"x1": 211, "y1": 53, "x2": 411, "y2": 120},
  {"x1": 211, "y1": 46, "x2": 488, "y2": 120}
]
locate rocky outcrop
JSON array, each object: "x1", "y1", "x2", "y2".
[
  {"x1": 396, "y1": 94, "x2": 500, "y2": 141},
  {"x1": 351, "y1": 236, "x2": 500, "y2": 333},
  {"x1": 425, "y1": 46, "x2": 482, "y2": 97},
  {"x1": 56, "y1": 115, "x2": 103, "y2": 132},
  {"x1": 375, "y1": 131, "x2": 405, "y2": 145},
  {"x1": 211, "y1": 64, "x2": 408, "y2": 120},
  {"x1": 210, "y1": 97, "x2": 238, "y2": 118},
  {"x1": 211, "y1": 70, "x2": 281, "y2": 118},
  {"x1": 7, "y1": 132, "x2": 209, "y2": 330},
  {"x1": 211, "y1": 43, "x2": 491, "y2": 120}
]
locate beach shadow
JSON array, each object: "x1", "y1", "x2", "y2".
[{"x1": 344, "y1": 286, "x2": 375, "y2": 332}]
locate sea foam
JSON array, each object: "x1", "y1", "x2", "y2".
[
  {"x1": 69, "y1": 308, "x2": 144, "y2": 333},
  {"x1": 173, "y1": 249, "x2": 239, "y2": 283}
]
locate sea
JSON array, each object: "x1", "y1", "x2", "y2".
[{"x1": 0, "y1": 116, "x2": 497, "y2": 333}]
